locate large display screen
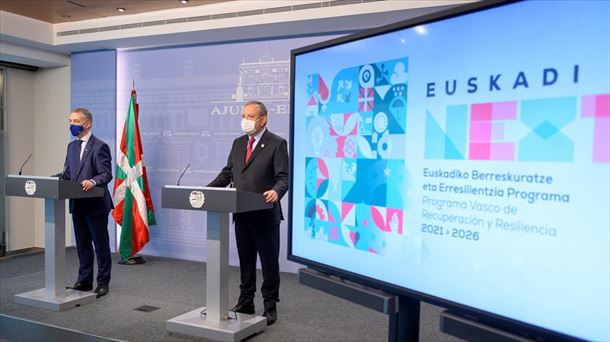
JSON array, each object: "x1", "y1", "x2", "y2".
[{"x1": 289, "y1": 1, "x2": 610, "y2": 341}]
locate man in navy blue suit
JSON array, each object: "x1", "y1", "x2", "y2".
[{"x1": 58, "y1": 108, "x2": 114, "y2": 298}]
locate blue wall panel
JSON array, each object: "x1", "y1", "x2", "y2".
[{"x1": 71, "y1": 50, "x2": 117, "y2": 251}]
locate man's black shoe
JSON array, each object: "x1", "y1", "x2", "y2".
[
  {"x1": 231, "y1": 300, "x2": 255, "y2": 314},
  {"x1": 263, "y1": 307, "x2": 277, "y2": 326},
  {"x1": 67, "y1": 282, "x2": 93, "y2": 291},
  {"x1": 263, "y1": 302, "x2": 277, "y2": 326},
  {"x1": 94, "y1": 284, "x2": 109, "y2": 298}
]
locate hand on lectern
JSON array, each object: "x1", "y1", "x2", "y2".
[
  {"x1": 81, "y1": 179, "x2": 95, "y2": 192},
  {"x1": 263, "y1": 190, "x2": 278, "y2": 203}
]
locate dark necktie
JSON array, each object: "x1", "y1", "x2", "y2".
[{"x1": 245, "y1": 137, "x2": 255, "y2": 163}]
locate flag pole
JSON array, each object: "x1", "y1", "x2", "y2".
[
  {"x1": 122, "y1": 80, "x2": 145, "y2": 265},
  {"x1": 114, "y1": 81, "x2": 154, "y2": 266}
]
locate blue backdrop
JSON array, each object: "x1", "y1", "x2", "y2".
[
  {"x1": 69, "y1": 35, "x2": 339, "y2": 271},
  {"x1": 71, "y1": 50, "x2": 117, "y2": 251}
]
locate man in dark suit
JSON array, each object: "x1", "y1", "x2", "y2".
[
  {"x1": 208, "y1": 100, "x2": 289, "y2": 326},
  {"x1": 58, "y1": 108, "x2": 113, "y2": 298}
]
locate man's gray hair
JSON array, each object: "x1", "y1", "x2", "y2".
[
  {"x1": 244, "y1": 100, "x2": 268, "y2": 117},
  {"x1": 72, "y1": 108, "x2": 93, "y2": 123}
]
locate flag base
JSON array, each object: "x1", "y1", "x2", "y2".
[{"x1": 118, "y1": 255, "x2": 146, "y2": 265}]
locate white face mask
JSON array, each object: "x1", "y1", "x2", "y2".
[{"x1": 241, "y1": 118, "x2": 257, "y2": 135}]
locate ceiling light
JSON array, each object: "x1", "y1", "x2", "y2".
[
  {"x1": 180, "y1": 0, "x2": 189, "y2": 3},
  {"x1": 117, "y1": 7, "x2": 126, "y2": 12}
]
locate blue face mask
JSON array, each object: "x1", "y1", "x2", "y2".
[{"x1": 70, "y1": 124, "x2": 85, "y2": 137}]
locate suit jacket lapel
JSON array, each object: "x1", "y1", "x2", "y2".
[
  {"x1": 234, "y1": 135, "x2": 247, "y2": 171},
  {"x1": 69, "y1": 141, "x2": 81, "y2": 181},
  {"x1": 75, "y1": 136, "x2": 94, "y2": 179}
]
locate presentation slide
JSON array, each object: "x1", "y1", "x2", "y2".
[{"x1": 289, "y1": 1, "x2": 609, "y2": 341}]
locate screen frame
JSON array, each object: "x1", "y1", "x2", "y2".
[{"x1": 287, "y1": 0, "x2": 583, "y2": 341}]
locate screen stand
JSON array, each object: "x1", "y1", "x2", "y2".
[
  {"x1": 298, "y1": 267, "x2": 420, "y2": 342},
  {"x1": 440, "y1": 310, "x2": 535, "y2": 342},
  {"x1": 390, "y1": 296, "x2": 420, "y2": 342}
]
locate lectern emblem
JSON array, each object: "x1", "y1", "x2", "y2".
[
  {"x1": 25, "y1": 180, "x2": 37, "y2": 196},
  {"x1": 189, "y1": 191, "x2": 205, "y2": 208}
]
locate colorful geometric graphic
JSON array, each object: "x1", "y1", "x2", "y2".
[
  {"x1": 581, "y1": 94, "x2": 610, "y2": 163},
  {"x1": 424, "y1": 105, "x2": 468, "y2": 160},
  {"x1": 469, "y1": 101, "x2": 516, "y2": 160},
  {"x1": 519, "y1": 96, "x2": 576, "y2": 162},
  {"x1": 304, "y1": 58, "x2": 408, "y2": 254},
  {"x1": 424, "y1": 94, "x2": 610, "y2": 163}
]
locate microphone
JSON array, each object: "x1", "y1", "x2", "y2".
[
  {"x1": 177, "y1": 163, "x2": 190, "y2": 186},
  {"x1": 18, "y1": 153, "x2": 32, "y2": 175}
]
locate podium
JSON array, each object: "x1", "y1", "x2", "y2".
[
  {"x1": 4, "y1": 174, "x2": 103, "y2": 311},
  {"x1": 162, "y1": 185, "x2": 273, "y2": 341}
]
